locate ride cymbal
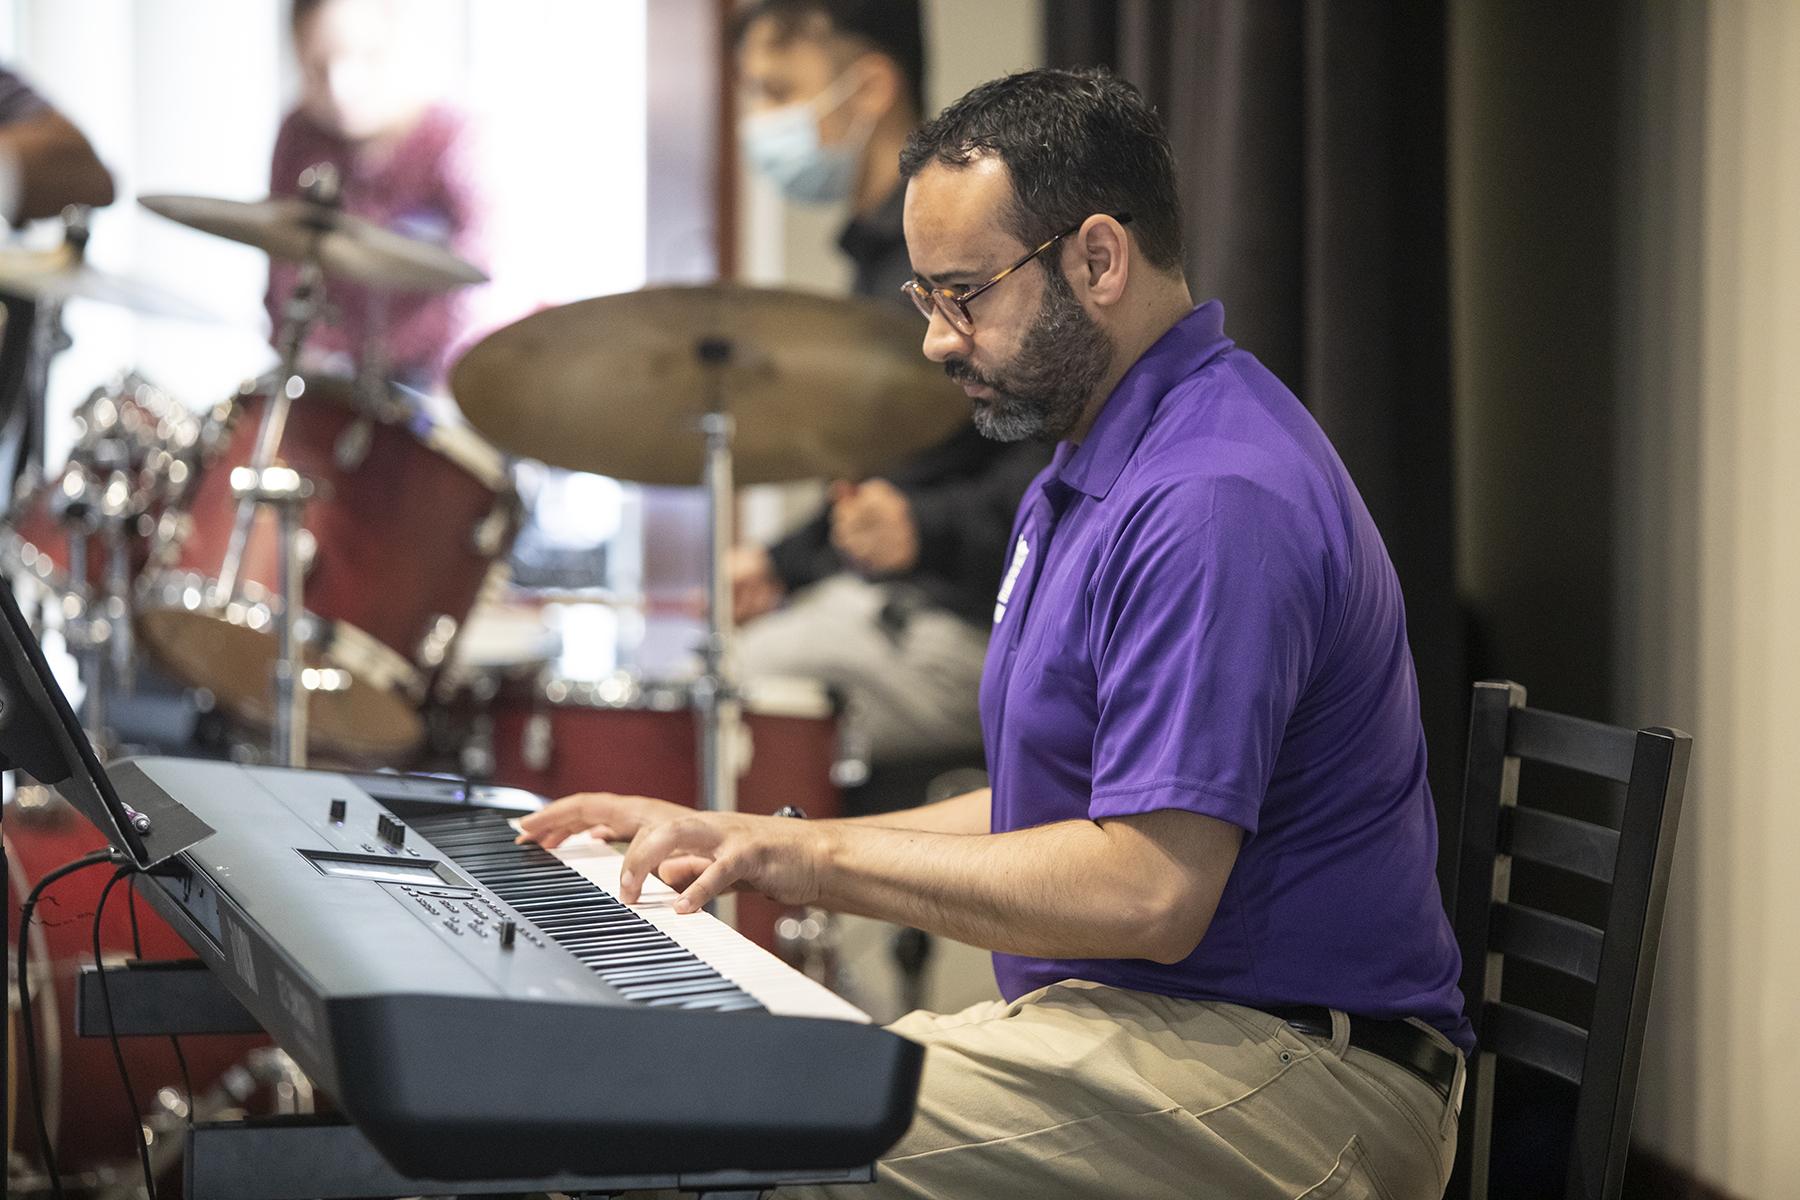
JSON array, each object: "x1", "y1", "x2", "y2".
[{"x1": 449, "y1": 284, "x2": 969, "y2": 485}]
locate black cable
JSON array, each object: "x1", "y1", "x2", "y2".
[
  {"x1": 14, "y1": 847, "x2": 117, "y2": 1200},
  {"x1": 128, "y1": 876, "x2": 194, "y2": 1127},
  {"x1": 93, "y1": 864, "x2": 157, "y2": 1200},
  {"x1": 126, "y1": 872, "x2": 142, "y2": 950}
]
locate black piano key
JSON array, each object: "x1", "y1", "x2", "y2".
[
  {"x1": 600, "y1": 963, "x2": 722, "y2": 984},
  {"x1": 616, "y1": 978, "x2": 745, "y2": 1002},
  {"x1": 408, "y1": 811, "x2": 766, "y2": 1015}
]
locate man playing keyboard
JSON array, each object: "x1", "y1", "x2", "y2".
[{"x1": 521, "y1": 67, "x2": 1470, "y2": 1200}]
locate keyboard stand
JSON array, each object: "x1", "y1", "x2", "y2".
[
  {"x1": 77, "y1": 958, "x2": 262, "y2": 1036},
  {"x1": 184, "y1": 1116, "x2": 875, "y2": 1200},
  {"x1": 79, "y1": 960, "x2": 878, "y2": 1199}
]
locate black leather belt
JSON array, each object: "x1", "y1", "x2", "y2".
[{"x1": 1263, "y1": 1005, "x2": 1461, "y2": 1103}]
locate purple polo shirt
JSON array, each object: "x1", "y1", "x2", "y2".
[{"x1": 980, "y1": 301, "x2": 1472, "y2": 1052}]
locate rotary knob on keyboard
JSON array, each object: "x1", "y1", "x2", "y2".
[
  {"x1": 377, "y1": 815, "x2": 406, "y2": 846},
  {"x1": 329, "y1": 798, "x2": 347, "y2": 823},
  {"x1": 499, "y1": 920, "x2": 517, "y2": 949}
]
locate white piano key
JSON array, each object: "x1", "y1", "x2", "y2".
[{"x1": 510, "y1": 822, "x2": 869, "y2": 1024}]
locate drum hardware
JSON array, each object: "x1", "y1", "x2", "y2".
[
  {"x1": 210, "y1": 165, "x2": 338, "y2": 612},
  {"x1": 101, "y1": 1045, "x2": 315, "y2": 1200},
  {"x1": 332, "y1": 416, "x2": 373, "y2": 471},
  {"x1": 228, "y1": 464, "x2": 315, "y2": 767},
  {"x1": 456, "y1": 711, "x2": 498, "y2": 779},
  {"x1": 695, "y1": 337, "x2": 742, "y2": 840},
  {"x1": 520, "y1": 709, "x2": 552, "y2": 773},
  {"x1": 774, "y1": 907, "x2": 840, "y2": 986},
  {"x1": 470, "y1": 501, "x2": 514, "y2": 558},
  {"x1": 300, "y1": 666, "x2": 352, "y2": 694},
  {"x1": 415, "y1": 613, "x2": 459, "y2": 671},
  {"x1": 51, "y1": 465, "x2": 142, "y2": 745}
]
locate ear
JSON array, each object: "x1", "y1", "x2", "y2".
[
  {"x1": 1070, "y1": 213, "x2": 1131, "y2": 308},
  {"x1": 847, "y1": 52, "x2": 903, "y2": 121}
]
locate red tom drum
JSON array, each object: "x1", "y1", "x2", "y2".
[{"x1": 136, "y1": 377, "x2": 519, "y2": 762}]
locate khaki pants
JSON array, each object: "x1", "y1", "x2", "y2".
[
  {"x1": 738, "y1": 574, "x2": 988, "y2": 763},
  {"x1": 777, "y1": 981, "x2": 1464, "y2": 1200}
]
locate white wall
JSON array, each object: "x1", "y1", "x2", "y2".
[{"x1": 1619, "y1": 4, "x2": 1800, "y2": 1197}]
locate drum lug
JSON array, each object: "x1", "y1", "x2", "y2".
[
  {"x1": 295, "y1": 527, "x2": 318, "y2": 575},
  {"x1": 417, "y1": 613, "x2": 460, "y2": 670},
  {"x1": 522, "y1": 711, "x2": 554, "y2": 772},
  {"x1": 470, "y1": 501, "x2": 515, "y2": 558},
  {"x1": 460, "y1": 714, "x2": 497, "y2": 780},
  {"x1": 334, "y1": 417, "x2": 373, "y2": 471}
]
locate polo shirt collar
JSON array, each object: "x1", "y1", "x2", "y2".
[{"x1": 1056, "y1": 300, "x2": 1233, "y2": 500}]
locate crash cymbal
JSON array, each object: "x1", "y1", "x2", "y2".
[
  {"x1": 449, "y1": 284, "x2": 970, "y2": 485},
  {"x1": 138, "y1": 193, "x2": 487, "y2": 293},
  {"x1": 0, "y1": 244, "x2": 222, "y2": 322}
]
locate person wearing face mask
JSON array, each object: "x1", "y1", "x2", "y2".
[
  {"x1": 731, "y1": 0, "x2": 1052, "y2": 772},
  {"x1": 265, "y1": 0, "x2": 490, "y2": 390}
]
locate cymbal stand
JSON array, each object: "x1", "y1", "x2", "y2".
[
  {"x1": 58, "y1": 475, "x2": 106, "y2": 738},
  {"x1": 214, "y1": 164, "x2": 337, "y2": 764},
  {"x1": 694, "y1": 337, "x2": 743, "y2": 922},
  {"x1": 214, "y1": 164, "x2": 336, "y2": 606},
  {"x1": 232, "y1": 465, "x2": 314, "y2": 767}
]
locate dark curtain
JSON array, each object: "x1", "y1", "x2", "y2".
[{"x1": 1045, "y1": 0, "x2": 1466, "y2": 868}]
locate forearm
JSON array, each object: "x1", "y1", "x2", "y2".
[
  {"x1": 833, "y1": 787, "x2": 989, "y2": 835},
  {"x1": 814, "y1": 817, "x2": 1197, "y2": 962},
  {"x1": 0, "y1": 114, "x2": 114, "y2": 219}
]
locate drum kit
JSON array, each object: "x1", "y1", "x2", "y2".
[{"x1": 5, "y1": 168, "x2": 969, "y2": 1193}]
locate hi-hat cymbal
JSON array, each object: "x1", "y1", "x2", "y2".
[
  {"x1": 449, "y1": 284, "x2": 970, "y2": 485},
  {"x1": 138, "y1": 193, "x2": 487, "y2": 293},
  {"x1": 0, "y1": 245, "x2": 222, "y2": 322}
]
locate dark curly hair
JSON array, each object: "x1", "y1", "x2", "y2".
[{"x1": 900, "y1": 67, "x2": 1184, "y2": 274}]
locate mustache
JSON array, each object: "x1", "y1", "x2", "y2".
[{"x1": 943, "y1": 358, "x2": 999, "y2": 391}]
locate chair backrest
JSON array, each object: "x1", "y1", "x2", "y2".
[{"x1": 1446, "y1": 680, "x2": 1690, "y2": 1200}]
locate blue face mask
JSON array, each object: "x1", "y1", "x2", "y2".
[{"x1": 740, "y1": 67, "x2": 876, "y2": 205}]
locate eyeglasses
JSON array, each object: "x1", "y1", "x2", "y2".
[{"x1": 901, "y1": 212, "x2": 1133, "y2": 336}]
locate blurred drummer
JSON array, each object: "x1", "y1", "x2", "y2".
[
  {"x1": 265, "y1": 0, "x2": 490, "y2": 390},
  {"x1": 730, "y1": 0, "x2": 1051, "y2": 768}
]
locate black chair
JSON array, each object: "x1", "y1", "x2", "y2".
[{"x1": 1445, "y1": 680, "x2": 1690, "y2": 1200}]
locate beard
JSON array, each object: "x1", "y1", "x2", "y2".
[{"x1": 944, "y1": 264, "x2": 1113, "y2": 443}]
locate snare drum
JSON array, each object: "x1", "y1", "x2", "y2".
[
  {"x1": 468, "y1": 670, "x2": 843, "y2": 950},
  {"x1": 136, "y1": 377, "x2": 519, "y2": 762}
]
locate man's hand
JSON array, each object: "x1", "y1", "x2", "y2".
[
  {"x1": 517, "y1": 791, "x2": 830, "y2": 915},
  {"x1": 729, "y1": 544, "x2": 785, "y2": 624},
  {"x1": 829, "y1": 479, "x2": 919, "y2": 576},
  {"x1": 514, "y1": 791, "x2": 692, "y2": 850},
  {"x1": 616, "y1": 809, "x2": 830, "y2": 913}
]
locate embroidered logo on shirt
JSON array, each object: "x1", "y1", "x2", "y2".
[{"x1": 994, "y1": 535, "x2": 1031, "y2": 624}]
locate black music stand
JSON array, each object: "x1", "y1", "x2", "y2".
[{"x1": 0, "y1": 571, "x2": 212, "y2": 866}]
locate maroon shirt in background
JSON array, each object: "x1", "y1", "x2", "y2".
[{"x1": 264, "y1": 103, "x2": 490, "y2": 388}]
